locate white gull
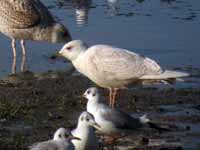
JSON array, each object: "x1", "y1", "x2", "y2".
[{"x1": 59, "y1": 40, "x2": 189, "y2": 108}]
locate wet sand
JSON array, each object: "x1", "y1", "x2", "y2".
[{"x1": 0, "y1": 69, "x2": 199, "y2": 150}]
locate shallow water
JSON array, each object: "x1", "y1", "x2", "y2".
[{"x1": 0, "y1": 0, "x2": 200, "y2": 87}]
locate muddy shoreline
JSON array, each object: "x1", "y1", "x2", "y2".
[{"x1": 0, "y1": 70, "x2": 200, "y2": 150}]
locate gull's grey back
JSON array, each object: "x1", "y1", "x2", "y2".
[{"x1": 102, "y1": 107, "x2": 143, "y2": 130}]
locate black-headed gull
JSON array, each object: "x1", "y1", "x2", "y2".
[
  {"x1": 71, "y1": 111, "x2": 100, "y2": 150},
  {"x1": 83, "y1": 87, "x2": 169, "y2": 137},
  {"x1": 29, "y1": 127, "x2": 80, "y2": 150}
]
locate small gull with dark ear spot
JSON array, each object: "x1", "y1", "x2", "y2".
[
  {"x1": 29, "y1": 127, "x2": 80, "y2": 150},
  {"x1": 71, "y1": 111, "x2": 100, "y2": 150},
  {"x1": 83, "y1": 87, "x2": 170, "y2": 140}
]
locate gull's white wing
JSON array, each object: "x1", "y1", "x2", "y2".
[{"x1": 85, "y1": 45, "x2": 162, "y2": 81}]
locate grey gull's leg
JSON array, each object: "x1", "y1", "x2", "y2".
[
  {"x1": 20, "y1": 40, "x2": 26, "y2": 56},
  {"x1": 12, "y1": 39, "x2": 17, "y2": 57},
  {"x1": 11, "y1": 39, "x2": 17, "y2": 74}
]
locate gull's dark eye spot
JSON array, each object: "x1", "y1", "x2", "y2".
[
  {"x1": 81, "y1": 116, "x2": 84, "y2": 121},
  {"x1": 58, "y1": 134, "x2": 62, "y2": 138},
  {"x1": 92, "y1": 93, "x2": 96, "y2": 97},
  {"x1": 87, "y1": 90, "x2": 91, "y2": 94},
  {"x1": 67, "y1": 46, "x2": 73, "y2": 50},
  {"x1": 86, "y1": 117, "x2": 89, "y2": 122}
]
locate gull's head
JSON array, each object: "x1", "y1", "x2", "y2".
[
  {"x1": 53, "y1": 127, "x2": 81, "y2": 141},
  {"x1": 59, "y1": 40, "x2": 88, "y2": 61},
  {"x1": 83, "y1": 87, "x2": 100, "y2": 102},
  {"x1": 51, "y1": 23, "x2": 72, "y2": 43},
  {"x1": 78, "y1": 111, "x2": 101, "y2": 129}
]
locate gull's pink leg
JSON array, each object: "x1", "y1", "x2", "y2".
[
  {"x1": 109, "y1": 88, "x2": 113, "y2": 107},
  {"x1": 111, "y1": 88, "x2": 118, "y2": 108},
  {"x1": 104, "y1": 134, "x2": 126, "y2": 145}
]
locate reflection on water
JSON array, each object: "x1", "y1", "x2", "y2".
[
  {"x1": 20, "y1": 55, "x2": 28, "y2": 73},
  {"x1": 11, "y1": 56, "x2": 16, "y2": 74},
  {"x1": 56, "y1": 0, "x2": 92, "y2": 27},
  {"x1": 107, "y1": 0, "x2": 118, "y2": 16},
  {"x1": 74, "y1": 0, "x2": 92, "y2": 27},
  {"x1": 160, "y1": 0, "x2": 176, "y2": 4}
]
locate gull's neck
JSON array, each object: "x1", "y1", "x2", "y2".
[
  {"x1": 75, "y1": 123, "x2": 94, "y2": 139},
  {"x1": 71, "y1": 50, "x2": 87, "y2": 73},
  {"x1": 86, "y1": 96, "x2": 100, "y2": 113},
  {"x1": 72, "y1": 50, "x2": 85, "y2": 62},
  {"x1": 53, "y1": 136, "x2": 62, "y2": 141},
  {"x1": 77, "y1": 122, "x2": 91, "y2": 130}
]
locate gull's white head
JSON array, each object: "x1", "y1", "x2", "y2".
[
  {"x1": 83, "y1": 87, "x2": 100, "y2": 102},
  {"x1": 78, "y1": 111, "x2": 101, "y2": 129},
  {"x1": 59, "y1": 40, "x2": 88, "y2": 61},
  {"x1": 53, "y1": 127, "x2": 81, "y2": 141}
]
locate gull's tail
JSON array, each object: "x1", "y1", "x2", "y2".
[
  {"x1": 139, "y1": 114, "x2": 150, "y2": 124},
  {"x1": 139, "y1": 115, "x2": 171, "y2": 132},
  {"x1": 140, "y1": 70, "x2": 189, "y2": 80}
]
